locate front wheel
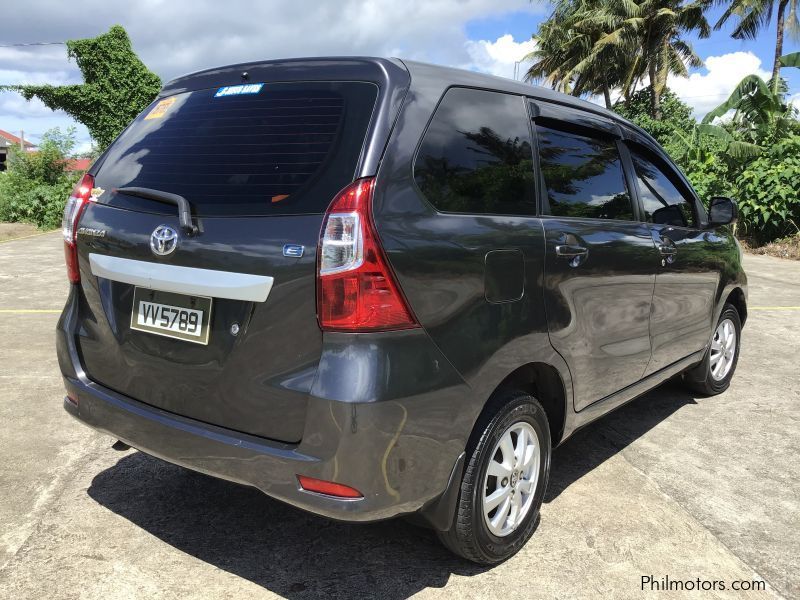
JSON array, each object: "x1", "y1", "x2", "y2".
[
  {"x1": 438, "y1": 392, "x2": 551, "y2": 564},
  {"x1": 683, "y1": 303, "x2": 742, "y2": 395}
]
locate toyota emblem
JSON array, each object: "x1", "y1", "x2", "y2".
[{"x1": 150, "y1": 225, "x2": 179, "y2": 256}]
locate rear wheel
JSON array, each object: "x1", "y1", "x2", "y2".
[
  {"x1": 438, "y1": 392, "x2": 551, "y2": 564},
  {"x1": 683, "y1": 303, "x2": 742, "y2": 395}
]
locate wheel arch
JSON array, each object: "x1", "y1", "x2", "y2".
[
  {"x1": 488, "y1": 362, "x2": 568, "y2": 447},
  {"x1": 725, "y1": 286, "x2": 747, "y2": 326}
]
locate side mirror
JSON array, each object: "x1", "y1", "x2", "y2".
[{"x1": 708, "y1": 197, "x2": 738, "y2": 227}]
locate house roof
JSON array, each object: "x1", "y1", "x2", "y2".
[
  {"x1": 65, "y1": 158, "x2": 92, "y2": 172},
  {"x1": 0, "y1": 129, "x2": 36, "y2": 149}
]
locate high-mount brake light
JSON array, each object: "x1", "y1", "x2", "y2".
[
  {"x1": 62, "y1": 173, "x2": 94, "y2": 283},
  {"x1": 317, "y1": 178, "x2": 419, "y2": 332}
]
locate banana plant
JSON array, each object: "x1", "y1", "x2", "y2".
[
  {"x1": 780, "y1": 51, "x2": 800, "y2": 67},
  {"x1": 701, "y1": 74, "x2": 797, "y2": 146},
  {"x1": 673, "y1": 123, "x2": 762, "y2": 163}
]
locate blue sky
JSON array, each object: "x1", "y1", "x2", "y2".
[{"x1": 1, "y1": 0, "x2": 797, "y2": 152}]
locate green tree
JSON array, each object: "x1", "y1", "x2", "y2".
[
  {"x1": 525, "y1": 0, "x2": 710, "y2": 119},
  {"x1": 524, "y1": 0, "x2": 636, "y2": 107},
  {"x1": 2, "y1": 25, "x2": 161, "y2": 149},
  {"x1": 614, "y1": 87, "x2": 695, "y2": 150},
  {"x1": 714, "y1": 0, "x2": 800, "y2": 92},
  {"x1": 7, "y1": 127, "x2": 77, "y2": 185}
]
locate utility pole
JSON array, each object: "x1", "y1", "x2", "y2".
[{"x1": 20, "y1": 130, "x2": 25, "y2": 150}]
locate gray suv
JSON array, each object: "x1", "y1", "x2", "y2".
[{"x1": 57, "y1": 57, "x2": 746, "y2": 564}]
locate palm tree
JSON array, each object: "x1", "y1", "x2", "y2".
[
  {"x1": 596, "y1": 0, "x2": 710, "y2": 119},
  {"x1": 524, "y1": 0, "x2": 642, "y2": 108},
  {"x1": 714, "y1": 0, "x2": 800, "y2": 93},
  {"x1": 524, "y1": 1, "x2": 710, "y2": 119}
]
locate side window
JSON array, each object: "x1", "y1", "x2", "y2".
[
  {"x1": 536, "y1": 125, "x2": 634, "y2": 221},
  {"x1": 630, "y1": 150, "x2": 696, "y2": 227},
  {"x1": 414, "y1": 88, "x2": 535, "y2": 215}
]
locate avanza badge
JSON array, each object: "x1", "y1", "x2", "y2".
[{"x1": 215, "y1": 83, "x2": 264, "y2": 97}]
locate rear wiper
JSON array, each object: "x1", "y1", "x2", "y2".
[{"x1": 116, "y1": 187, "x2": 198, "y2": 236}]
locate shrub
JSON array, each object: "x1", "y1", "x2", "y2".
[
  {"x1": 683, "y1": 154, "x2": 734, "y2": 206},
  {"x1": 1, "y1": 177, "x2": 79, "y2": 229},
  {"x1": 0, "y1": 127, "x2": 80, "y2": 229},
  {"x1": 736, "y1": 135, "x2": 800, "y2": 244}
]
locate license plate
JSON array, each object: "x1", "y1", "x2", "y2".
[{"x1": 130, "y1": 287, "x2": 212, "y2": 345}]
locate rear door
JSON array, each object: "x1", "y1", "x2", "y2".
[
  {"x1": 532, "y1": 104, "x2": 658, "y2": 410},
  {"x1": 74, "y1": 79, "x2": 380, "y2": 443}
]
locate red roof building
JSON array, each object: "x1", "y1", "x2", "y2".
[
  {"x1": 0, "y1": 129, "x2": 36, "y2": 172},
  {"x1": 65, "y1": 158, "x2": 92, "y2": 172},
  {"x1": 0, "y1": 129, "x2": 36, "y2": 149}
]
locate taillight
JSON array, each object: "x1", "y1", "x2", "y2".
[
  {"x1": 62, "y1": 173, "x2": 94, "y2": 283},
  {"x1": 317, "y1": 178, "x2": 418, "y2": 332}
]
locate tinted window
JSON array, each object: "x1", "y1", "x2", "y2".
[
  {"x1": 94, "y1": 81, "x2": 378, "y2": 216},
  {"x1": 537, "y1": 125, "x2": 633, "y2": 220},
  {"x1": 630, "y1": 151, "x2": 695, "y2": 227},
  {"x1": 414, "y1": 88, "x2": 535, "y2": 215}
]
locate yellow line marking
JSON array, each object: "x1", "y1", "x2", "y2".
[
  {"x1": 0, "y1": 229, "x2": 59, "y2": 244},
  {"x1": 0, "y1": 309, "x2": 61, "y2": 314},
  {"x1": 749, "y1": 306, "x2": 800, "y2": 310}
]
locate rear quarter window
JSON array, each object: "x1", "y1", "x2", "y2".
[
  {"x1": 413, "y1": 87, "x2": 535, "y2": 216},
  {"x1": 93, "y1": 81, "x2": 378, "y2": 217}
]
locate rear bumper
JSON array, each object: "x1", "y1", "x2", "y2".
[
  {"x1": 57, "y1": 288, "x2": 474, "y2": 524},
  {"x1": 62, "y1": 378, "x2": 401, "y2": 521}
]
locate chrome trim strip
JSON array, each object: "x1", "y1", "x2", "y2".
[{"x1": 89, "y1": 253, "x2": 274, "y2": 302}]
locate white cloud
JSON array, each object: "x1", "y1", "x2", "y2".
[
  {"x1": 75, "y1": 139, "x2": 94, "y2": 155},
  {"x1": 464, "y1": 34, "x2": 537, "y2": 80},
  {"x1": 0, "y1": 0, "x2": 547, "y2": 145},
  {"x1": 1, "y1": 0, "x2": 546, "y2": 81},
  {"x1": 668, "y1": 51, "x2": 771, "y2": 118},
  {"x1": 790, "y1": 93, "x2": 800, "y2": 113}
]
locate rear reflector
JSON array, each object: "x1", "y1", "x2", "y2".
[
  {"x1": 62, "y1": 173, "x2": 95, "y2": 283},
  {"x1": 317, "y1": 177, "x2": 419, "y2": 332},
  {"x1": 297, "y1": 475, "x2": 363, "y2": 499}
]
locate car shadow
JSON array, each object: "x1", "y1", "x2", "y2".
[
  {"x1": 87, "y1": 454, "x2": 487, "y2": 599},
  {"x1": 545, "y1": 380, "x2": 698, "y2": 502},
  {"x1": 87, "y1": 380, "x2": 697, "y2": 598}
]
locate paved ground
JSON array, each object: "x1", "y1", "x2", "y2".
[
  {"x1": 0, "y1": 223, "x2": 44, "y2": 243},
  {"x1": 0, "y1": 231, "x2": 798, "y2": 600}
]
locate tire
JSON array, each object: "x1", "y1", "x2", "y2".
[
  {"x1": 683, "y1": 303, "x2": 742, "y2": 396},
  {"x1": 438, "y1": 391, "x2": 551, "y2": 564}
]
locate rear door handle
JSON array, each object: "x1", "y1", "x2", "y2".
[{"x1": 555, "y1": 244, "x2": 588, "y2": 258}]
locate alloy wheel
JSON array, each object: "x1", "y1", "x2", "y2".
[
  {"x1": 710, "y1": 318, "x2": 736, "y2": 381},
  {"x1": 482, "y1": 421, "x2": 540, "y2": 537}
]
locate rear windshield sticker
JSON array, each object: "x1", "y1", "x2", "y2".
[
  {"x1": 215, "y1": 83, "x2": 264, "y2": 98},
  {"x1": 144, "y1": 97, "x2": 177, "y2": 120}
]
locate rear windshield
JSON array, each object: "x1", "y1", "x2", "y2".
[{"x1": 94, "y1": 81, "x2": 378, "y2": 216}]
